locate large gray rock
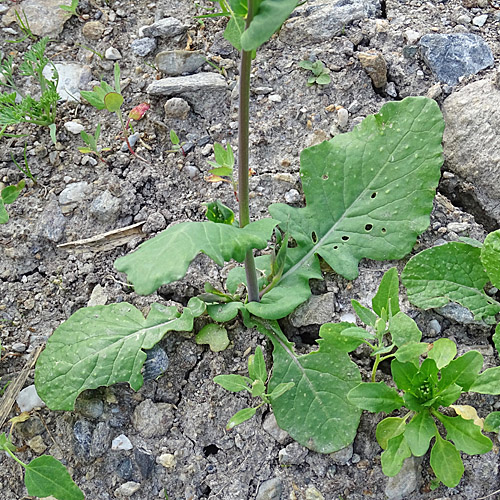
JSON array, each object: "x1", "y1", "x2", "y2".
[
  {"x1": 279, "y1": 0, "x2": 381, "y2": 45},
  {"x1": 141, "y1": 17, "x2": 186, "y2": 38},
  {"x1": 419, "y1": 33, "x2": 494, "y2": 85},
  {"x1": 156, "y1": 50, "x2": 206, "y2": 76},
  {"x1": 4, "y1": 0, "x2": 71, "y2": 37},
  {"x1": 442, "y1": 79, "x2": 500, "y2": 225}
]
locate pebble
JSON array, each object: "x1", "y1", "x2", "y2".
[
  {"x1": 305, "y1": 487, "x2": 325, "y2": 500},
  {"x1": 16, "y1": 385, "x2": 46, "y2": 412},
  {"x1": 447, "y1": 221, "x2": 469, "y2": 232},
  {"x1": 386, "y1": 82, "x2": 397, "y2": 97},
  {"x1": 75, "y1": 398, "x2": 104, "y2": 419},
  {"x1": 82, "y1": 20, "x2": 105, "y2": 40},
  {"x1": 329, "y1": 443, "x2": 353, "y2": 465},
  {"x1": 89, "y1": 190, "x2": 121, "y2": 223},
  {"x1": 184, "y1": 165, "x2": 200, "y2": 179},
  {"x1": 141, "y1": 17, "x2": 186, "y2": 38},
  {"x1": 358, "y1": 50, "x2": 387, "y2": 88},
  {"x1": 142, "y1": 344, "x2": 169, "y2": 380},
  {"x1": 81, "y1": 155, "x2": 98, "y2": 166},
  {"x1": 404, "y1": 29, "x2": 421, "y2": 44},
  {"x1": 164, "y1": 97, "x2": 191, "y2": 119},
  {"x1": 121, "y1": 132, "x2": 140, "y2": 152},
  {"x1": 456, "y1": 14, "x2": 471, "y2": 24},
  {"x1": 112, "y1": 434, "x2": 133, "y2": 451},
  {"x1": 290, "y1": 292, "x2": 335, "y2": 327},
  {"x1": 114, "y1": 481, "x2": 141, "y2": 497},
  {"x1": 87, "y1": 284, "x2": 108, "y2": 306},
  {"x1": 426, "y1": 83, "x2": 442, "y2": 100},
  {"x1": 43, "y1": 62, "x2": 93, "y2": 102},
  {"x1": 419, "y1": 33, "x2": 494, "y2": 85},
  {"x1": 337, "y1": 108, "x2": 349, "y2": 129},
  {"x1": 278, "y1": 442, "x2": 309, "y2": 465},
  {"x1": 473, "y1": 14, "x2": 488, "y2": 27},
  {"x1": 131, "y1": 38, "x2": 157, "y2": 57},
  {"x1": 148, "y1": 73, "x2": 227, "y2": 97},
  {"x1": 11, "y1": 342, "x2": 26, "y2": 352},
  {"x1": 255, "y1": 478, "x2": 283, "y2": 500},
  {"x1": 134, "y1": 447, "x2": 155, "y2": 479},
  {"x1": 38, "y1": 199, "x2": 66, "y2": 242},
  {"x1": 15, "y1": 416, "x2": 45, "y2": 439},
  {"x1": 156, "y1": 50, "x2": 206, "y2": 76},
  {"x1": 268, "y1": 94, "x2": 282, "y2": 103},
  {"x1": 73, "y1": 419, "x2": 94, "y2": 464},
  {"x1": 27, "y1": 435, "x2": 48, "y2": 454},
  {"x1": 131, "y1": 400, "x2": 174, "y2": 438},
  {"x1": 157, "y1": 453, "x2": 176, "y2": 468},
  {"x1": 262, "y1": 413, "x2": 289, "y2": 444},
  {"x1": 64, "y1": 121, "x2": 84, "y2": 134},
  {"x1": 385, "y1": 457, "x2": 419, "y2": 499},
  {"x1": 59, "y1": 181, "x2": 90, "y2": 206},
  {"x1": 105, "y1": 47, "x2": 122, "y2": 60},
  {"x1": 428, "y1": 319, "x2": 442, "y2": 335},
  {"x1": 284, "y1": 189, "x2": 301, "y2": 204},
  {"x1": 90, "y1": 421, "x2": 112, "y2": 459}
]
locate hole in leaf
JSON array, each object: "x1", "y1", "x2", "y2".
[
  {"x1": 322, "y1": 174, "x2": 328, "y2": 180},
  {"x1": 365, "y1": 224, "x2": 373, "y2": 231},
  {"x1": 333, "y1": 245, "x2": 338, "y2": 250},
  {"x1": 312, "y1": 232, "x2": 318, "y2": 243},
  {"x1": 342, "y1": 235, "x2": 349, "y2": 241},
  {"x1": 371, "y1": 192, "x2": 377, "y2": 199},
  {"x1": 381, "y1": 228, "x2": 387, "y2": 234},
  {"x1": 203, "y1": 444, "x2": 219, "y2": 456}
]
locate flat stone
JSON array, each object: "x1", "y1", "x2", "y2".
[
  {"x1": 16, "y1": 385, "x2": 45, "y2": 412},
  {"x1": 279, "y1": 0, "x2": 381, "y2": 45},
  {"x1": 358, "y1": 50, "x2": 387, "y2": 88},
  {"x1": 442, "y1": 79, "x2": 500, "y2": 225},
  {"x1": 147, "y1": 72, "x2": 227, "y2": 96},
  {"x1": 473, "y1": 14, "x2": 488, "y2": 27},
  {"x1": 112, "y1": 434, "x2": 133, "y2": 451},
  {"x1": 385, "y1": 457, "x2": 420, "y2": 500},
  {"x1": 131, "y1": 37, "x2": 157, "y2": 57},
  {"x1": 141, "y1": 17, "x2": 186, "y2": 38},
  {"x1": 419, "y1": 33, "x2": 494, "y2": 85},
  {"x1": 82, "y1": 20, "x2": 105, "y2": 40},
  {"x1": 255, "y1": 478, "x2": 283, "y2": 500},
  {"x1": 437, "y1": 303, "x2": 475, "y2": 325},
  {"x1": 156, "y1": 50, "x2": 206, "y2": 76},
  {"x1": 59, "y1": 181, "x2": 91, "y2": 206},
  {"x1": 4, "y1": 0, "x2": 71, "y2": 37},
  {"x1": 64, "y1": 121, "x2": 84, "y2": 134},
  {"x1": 263, "y1": 412, "x2": 289, "y2": 444},
  {"x1": 114, "y1": 481, "x2": 141, "y2": 497},
  {"x1": 89, "y1": 190, "x2": 121, "y2": 223},
  {"x1": 278, "y1": 442, "x2": 309, "y2": 465},
  {"x1": 43, "y1": 62, "x2": 93, "y2": 102},
  {"x1": 131, "y1": 400, "x2": 174, "y2": 438},
  {"x1": 289, "y1": 292, "x2": 335, "y2": 327},
  {"x1": 38, "y1": 198, "x2": 66, "y2": 242}
]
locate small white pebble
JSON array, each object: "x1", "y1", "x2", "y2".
[
  {"x1": 105, "y1": 47, "x2": 122, "y2": 60},
  {"x1": 268, "y1": 94, "x2": 282, "y2": 103},
  {"x1": 337, "y1": 108, "x2": 349, "y2": 129},
  {"x1": 64, "y1": 121, "x2": 84, "y2": 134},
  {"x1": 112, "y1": 434, "x2": 133, "y2": 450},
  {"x1": 16, "y1": 385, "x2": 46, "y2": 412}
]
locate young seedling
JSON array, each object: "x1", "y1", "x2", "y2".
[
  {"x1": 0, "y1": 37, "x2": 59, "y2": 138},
  {"x1": 166, "y1": 129, "x2": 186, "y2": 155},
  {"x1": 214, "y1": 346, "x2": 294, "y2": 429},
  {"x1": 348, "y1": 333, "x2": 500, "y2": 488},
  {"x1": 298, "y1": 59, "x2": 331, "y2": 86},
  {"x1": 78, "y1": 124, "x2": 111, "y2": 164},
  {"x1": 59, "y1": 0, "x2": 82, "y2": 20},
  {"x1": 80, "y1": 63, "x2": 149, "y2": 163},
  {"x1": 8, "y1": 9, "x2": 36, "y2": 43},
  {"x1": 0, "y1": 179, "x2": 25, "y2": 224},
  {"x1": 0, "y1": 431, "x2": 83, "y2": 499},
  {"x1": 205, "y1": 142, "x2": 240, "y2": 198},
  {"x1": 11, "y1": 142, "x2": 35, "y2": 183}
]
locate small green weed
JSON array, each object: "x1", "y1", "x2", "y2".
[
  {"x1": 78, "y1": 124, "x2": 111, "y2": 163},
  {"x1": 0, "y1": 179, "x2": 25, "y2": 224},
  {"x1": 298, "y1": 59, "x2": 331, "y2": 86},
  {"x1": 59, "y1": 0, "x2": 81, "y2": 19},
  {"x1": 167, "y1": 129, "x2": 186, "y2": 155}
]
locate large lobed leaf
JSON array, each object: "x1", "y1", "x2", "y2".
[
  {"x1": 245, "y1": 97, "x2": 444, "y2": 319},
  {"x1": 248, "y1": 316, "x2": 362, "y2": 453},
  {"x1": 401, "y1": 242, "x2": 500, "y2": 324},
  {"x1": 115, "y1": 219, "x2": 276, "y2": 295},
  {"x1": 35, "y1": 301, "x2": 203, "y2": 410}
]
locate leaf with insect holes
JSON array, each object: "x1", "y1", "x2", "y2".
[
  {"x1": 24, "y1": 455, "x2": 84, "y2": 500},
  {"x1": 115, "y1": 219, "x2": 276, "y2": 295},
  {"x1": 248, "y1": 316, "x2": 362, "y2": 453},
  {"x1": 402, "y1": 242, "x2": 500, "y2": 324},
  {"x1": 35, "y1": 299, "x2": 204, "y2": 410},
  {"x1": 230, "y1": 98, "x2": 443, "y2": 320}
]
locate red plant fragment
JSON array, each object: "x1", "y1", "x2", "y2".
[{"x1": 128, "y1": 103, "x2": 150, "y2": 121}]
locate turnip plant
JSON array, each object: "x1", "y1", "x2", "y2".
[{"x1": 35, "y1": 0, "x2": 447, "y2": 475}]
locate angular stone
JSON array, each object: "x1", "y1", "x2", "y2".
[
  {"x1": 279, "y1": 0, "x2": 381, "y2": 45},
  {"x1": 442, "y1": 79, "x2": 500, "y2": 225},
  {"x1": 147, "y1": 73, "x2": 227, "y2": 96},
  {"x1": 4, "y1": 0, "x2": 71, "y2": 37},
  {"x1": 89, "y1": 190, "x2": 121, "y2": 223},
  {"x1": 16, "y1": 385, "x2": 45, "y2": 412},
  {"x1": 59, "y1": 181, "x2": 90, "y2": 206},
  {"x1": 82, "y1": 20, "x2": 106, "y2": 40},
  {"x1": 141, "y1": 17, "x2": 186, "y2": 38},
  {"x1": 385, "y1": 457, "x2": 420, "y2": 500},
  {"x1": 255, "y1": 478, "x2": 283, "y2": 500},
  {"x1": 38, "y1": 198, "x2": 66, "y2": 243},
  {"x1": 289, "y1": 292, "x2": 335, "y2": 327},
  {"x1": 358, "y1": 50, "x2": 387, "y2": 88},
  {"x1": 156, "y1": 50, "x2": 206, "y2": 76},
  {"x1": 43, "y1": 62, "x2": 93, "y2": 102},
  {"x1": 419, "y1": 33, "x2": 494, "y2": 85},
  {"x1": 131, "y1": 38, "x2": 157, "y2": 57}
]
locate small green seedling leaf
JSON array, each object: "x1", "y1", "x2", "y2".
[
  {"x1": 1, "y1": 179, "x2": 25, "y2": 204},
  {"x1": 226, "y1": 407, "x2": 257, "y2": 430},
  {"x1": 351, "y1": 299, "x2": 377, "y2": 327},
  {"x1": 402, "y1": 242, "x2": 500, "y2": 324},
  {"x1": 469, "y1": 366, "x2": 500, "y2": 395},
  {"x1": 405, "y1": 411, "x2": 437, "y2": 456},
  {"x1": 388, "y1": 311, "x2": 422, "y2": 347},
  {"x1": 381, "y1": 433, "x2": 411, "y2": 477},
  {"x1": 213, "y1": 374, "x2": 252, "y2": 393},
  {"x1": 251, "y1": 379, "x2": 266, "y2": 397},
  {"x1": 481, "y1": 229, "x2": 500, "y2": 288},
  {"x1": 195, "y1": 323, "x2": 230, "y2": 352},
  {"x1": 0, "y1": 200, "x2": 8, "y2": 224},
  {"x1": 24, "y1": 455, "x2": 83, "y2": 500},
  {"x1": 104, "y1": 92, "x2": 124, "y2": 113},
  {"x1": 348, "y1": 382, "x2": 404, "y2": 413},
  {"x1": 430, "y1": 433, "x2": 464, "y2": 488},
  {"x1": 372, "y1": 267, "x2": 400, "y2": 317},
  {"x1": 391, "y1": 359, "x2": 418, "y2": 392},
  {"x1": 428, "y1": 338, "x2": 457, "y2": 369},
  {"x1": 320, "y1": 323, "x2": 373, "y2": 353},
  {"x1": 394, "y1": 342, "x2": 429, "y2": 365},
  {"x1": 170, "y1": 129, "x2": 179, "y2": 145},
  {"x1": 439, "y1": 350, "x2": 483, "y2": 392},
  {"x1": 484, "y1": 412, "x2": 500, "y2": 433},
  {"x1": 376, "y1": 417, "x2": 407, "y2": 450},
  {"x1": 248, "y1": 346, "x2": 267, "y2": 383}
]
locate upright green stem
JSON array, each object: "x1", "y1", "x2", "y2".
[{"x1": 239, "y1": 0, "x2": 259, "y2": 303}]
